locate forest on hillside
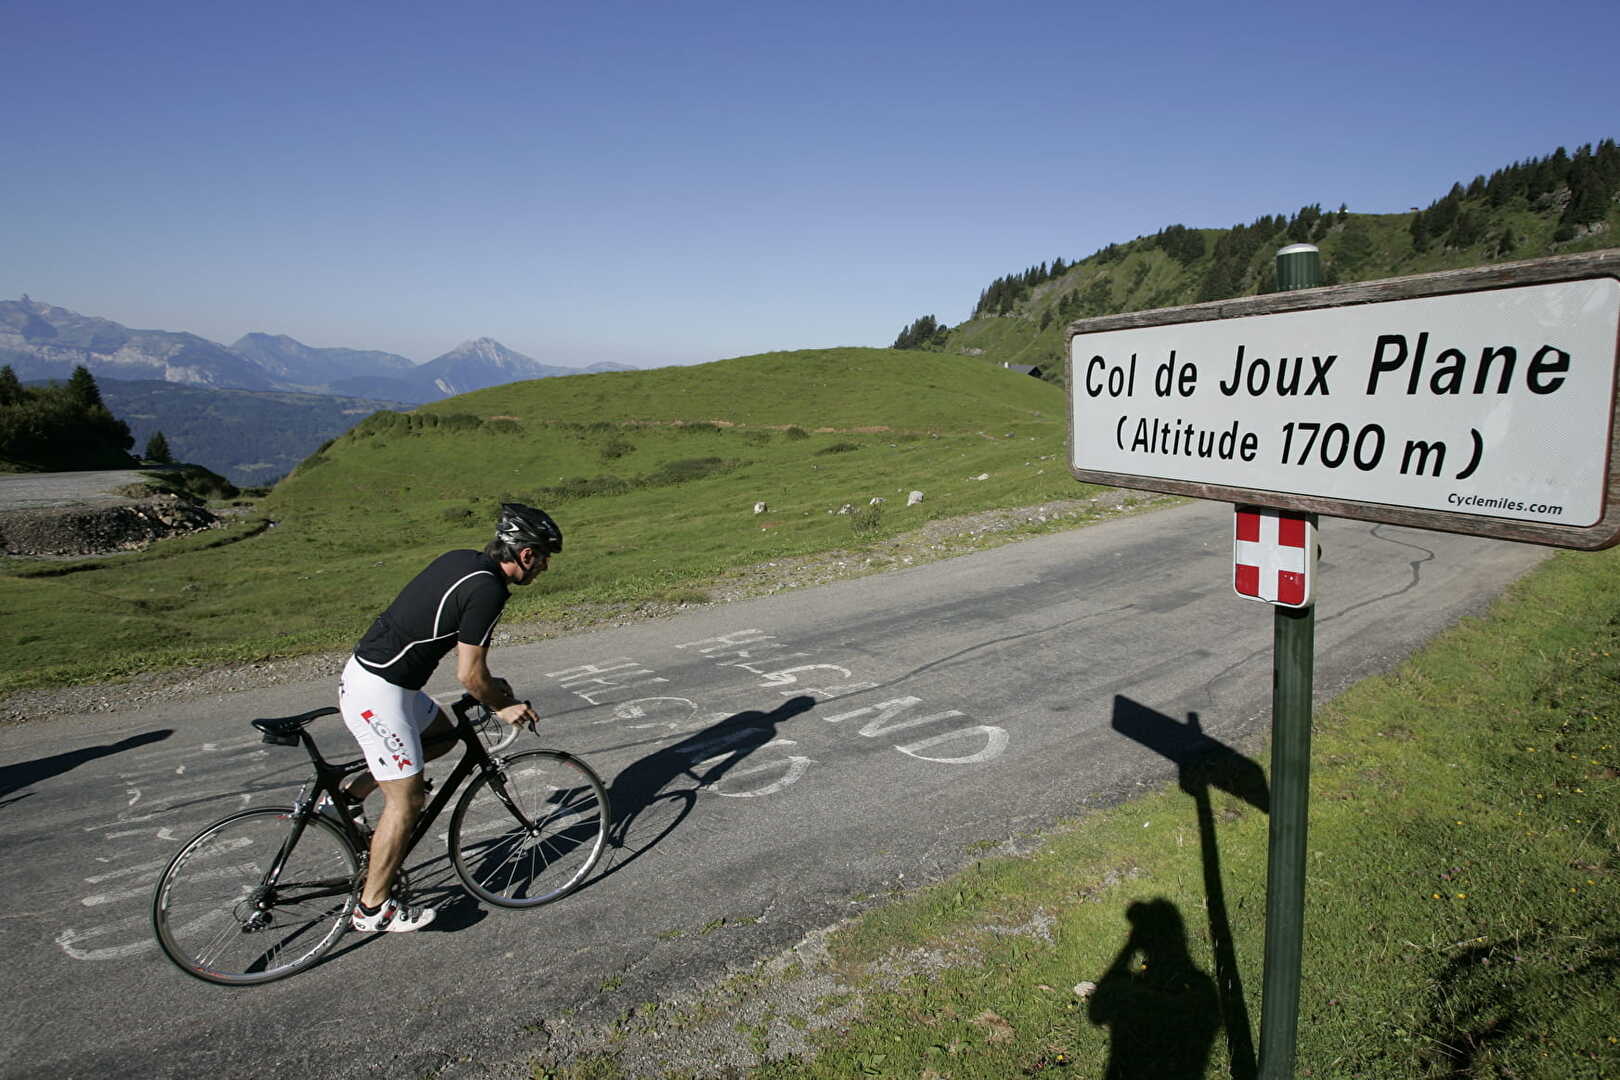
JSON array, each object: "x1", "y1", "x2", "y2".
[{"x1": 894, "y1": 140, "x2": 1620, "y2": 381}]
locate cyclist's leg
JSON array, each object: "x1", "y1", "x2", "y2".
[
  {"x1": 418, "y1": 704, "x2": 459, "y2": 764},
  {"x1": 343, "y1": 718, "x2": 455, "y2": 804},
  {"x1": 360, "y1": 703, "x2": 461, "y2": 906},
  {"x1": 339, "y1": 659, "x2": 439, "y2": 906},
  {"x1": 362, "y1": 773, "x2": 428, "y2": 907}
]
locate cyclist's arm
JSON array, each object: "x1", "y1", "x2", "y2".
[{"x1": 456, "y1": 642, "x2": 538, "y2": 726}]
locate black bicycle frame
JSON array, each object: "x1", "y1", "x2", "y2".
[{"x1": 261, "y1": 704, "x2": 513, "y2": 903}]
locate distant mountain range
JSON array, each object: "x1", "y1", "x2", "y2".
[
  {"x1": 88, "y1": 380, "x2": 412, "y2": 488},
  {"x1": 0, "y1": 297, "x2": 635, "y2": 404},
  {"x1": 1, "y1": 297, "x2": 638, "y2": 485}
]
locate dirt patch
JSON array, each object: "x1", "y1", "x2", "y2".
[{"x1": 0, "y1": 497, "x2": 221, "y2": 557}]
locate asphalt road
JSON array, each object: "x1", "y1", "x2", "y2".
[{"x1": 0, "y1": 501, "x2": 1550, "y2": 1079}]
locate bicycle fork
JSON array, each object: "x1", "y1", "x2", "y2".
[{"x1": 485, "y1": 765, "x2": 538, "y2": 834}]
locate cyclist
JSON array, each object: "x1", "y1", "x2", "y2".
[{"x1": 332, "y1": 502, "x2": 560, "y2": 932}]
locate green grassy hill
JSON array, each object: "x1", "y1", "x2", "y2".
[{"x1": 2, "y1": 349, "x2": 1086, "y2": 690}]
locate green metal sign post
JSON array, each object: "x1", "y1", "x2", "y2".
[
  {"x1": 1067, "y1": 246, "x2": 1620, "y2": 1077},
  {"x1": 1257, "y1": 242, "x2": 1323, "y2": 1080}
]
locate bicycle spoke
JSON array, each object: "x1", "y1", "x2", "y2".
[
  {"x1": 448, "y1": 750, "x2": 609, "y2": 908},
  {"x1": 153, "y1": 810, "x2": 357, "y2": 985},
  {"x1": 191, "y1": 907, "x2": 247, "y2": 969}
]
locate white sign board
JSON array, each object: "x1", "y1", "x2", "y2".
[{"x1": 1069, "y1": 258, "x2": 1620, "y2": 549}]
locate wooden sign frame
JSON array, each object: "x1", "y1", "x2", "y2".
[{"x1": 1066, "y1": 250, "x2": 1620, "y2": 550}]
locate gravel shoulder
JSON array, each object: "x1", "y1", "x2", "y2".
[
  {"x1": 0, "y1": 469, "x2": 158, "y2": 510},
  {"x1": 0, "y1": 489, "x2": 1168, "y2": 725}
]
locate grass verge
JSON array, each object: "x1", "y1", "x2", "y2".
[{"x1": 544, "y1": 545, "x2": 1619, "y2": 1079}]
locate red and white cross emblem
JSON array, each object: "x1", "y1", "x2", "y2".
[{"x1": 1233, "y1": 507, "x2": 1316, "y2": 608}]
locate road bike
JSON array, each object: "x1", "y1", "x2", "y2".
[{"x1": 151, "y1": 694, "x2": 610, "y2": 986}]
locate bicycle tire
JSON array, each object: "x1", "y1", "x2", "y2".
[
  {"x1": 448, "y1": 749, "x2": 610, "y2": 908},
  {"x1": 152, "y1": 808, "x2": 359, "y2": 985}
]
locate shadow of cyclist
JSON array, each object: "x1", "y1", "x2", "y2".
[
  {"x1": 0, "y1": 728, "x2": 173, "y2": 808},
  {"x1": 602, "y1": 695, "x2": 816, "y2": 878}
]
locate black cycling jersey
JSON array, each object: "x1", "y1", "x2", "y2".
[{"x1": 353, "y1": 550, "x2": 510, "y2": 690}]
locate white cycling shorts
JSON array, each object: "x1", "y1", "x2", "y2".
[{"x1": 339, "y1": 655, "x2": 441, "y2": 781}]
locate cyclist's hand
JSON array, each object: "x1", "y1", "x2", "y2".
[{"x1": 496, "y1": 700, "x2": 538, "y2": 729}]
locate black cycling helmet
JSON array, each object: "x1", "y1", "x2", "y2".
[{"x1": 495, "y1": 502, "x2": 563, "y2": 555}]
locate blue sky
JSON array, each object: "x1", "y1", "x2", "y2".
[{"x1": 7, "y1": 0, "x2": 1618, "y2": 368}]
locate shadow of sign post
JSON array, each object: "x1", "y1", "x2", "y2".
[{"x1": 1112, "y1": 696, "x2": 1265, "y2": 1080}]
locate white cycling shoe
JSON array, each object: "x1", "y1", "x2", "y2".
[{"x1": 350, "y1": 898, "x2": 437, "y2": 933}]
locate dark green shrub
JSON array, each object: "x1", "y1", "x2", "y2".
[
  {"x1": 641, "y1": 457, "x2": 740, "y2": 486},
  {"x1": 542, "y1": 475, "x2": 633, "y2": 500},
  {"x1": 816, "y1": 442, "x2": 861, "y2": 455},
  {"x1": 352, "y1": 411, "x2": 407, "y2": 437},
  {"x1": 600, "y1": 436, "x2": 636, "y2": 460}
]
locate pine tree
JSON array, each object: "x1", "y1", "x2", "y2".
[
  {"x1": 893, "y1": 315, "x2": 945, "y2": 350},
  {"x1": 1561, "y1": 155, "x2": 1611, "y2": 227},
  {"x1": 67, "y1": 365, "x2": 103, "y2": 409},
  {"x1": 1410, "y1": 209, "x2": 1430, "y2": 252},
  {"x1": 0, "y1": 365, "x2": 22, "y2": 407},
  {"x1": 1286, "y1": 204, "x2": 1322, "y2": 243},
  {"x1": 1449, "y1": 208, "x2": 1487, "y2": 248},
  {"x1": 145, "y1": 431, "x2": 174, "y2": 464},
  {"x1": 1425, "y1": 189, "x2": 1460, "y2": 236}
]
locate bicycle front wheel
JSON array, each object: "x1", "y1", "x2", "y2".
[
  {"x1": 152, "y1": 808, "x2": 358, "y2": 985},
  {"x1": 448, "y1": 750, "x2": 610, "y2": 908}
]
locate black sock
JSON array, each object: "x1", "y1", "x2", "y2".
[{"x1": 357, "y1": 899, "x2": 382, "y2": 916}]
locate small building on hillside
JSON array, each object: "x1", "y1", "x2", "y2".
[{"x1": 1001, "y1": 363, "x2": 1044, "y2": 380}]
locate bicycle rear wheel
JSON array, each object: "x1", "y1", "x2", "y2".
[
  {"x1": 448, "y1": 750, "x2": 610, "y2": 908},
  {"x1": 152, "y1": 808, "x2": 358, "y2": 985}
]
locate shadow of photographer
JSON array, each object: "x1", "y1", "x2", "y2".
[
  {"x1": 1109, "y1": 696, "x2": 1269, "y2": 1080},
  {"x1": 1090, "y1": 897, "x2": 1221, "y2": 1080},
  {"x1": 601, "y1": 695, "x2": 816, "y2": 879}
]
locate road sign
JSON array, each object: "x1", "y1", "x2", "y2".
[
  {"x1": 1234, "y1": 507, "x2": 1315, "y2": 607},
  {"x1": 1068, "y1": 251, "x2": 1620, "y2": 549}
]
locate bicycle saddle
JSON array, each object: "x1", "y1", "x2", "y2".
[{"x1": 252, "y1": 706, "x2": 341, "y2": 746}]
